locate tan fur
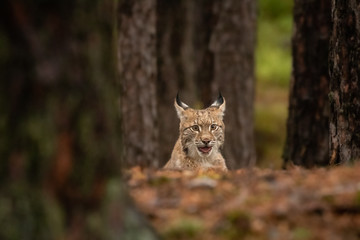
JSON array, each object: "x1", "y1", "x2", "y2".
[{"x1": 163, "y1": 96, "x2": 227, "y2": 171}]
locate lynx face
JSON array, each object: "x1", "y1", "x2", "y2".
[{"x1": 175, "y1": 94, "x2": 226, "y2": 159}]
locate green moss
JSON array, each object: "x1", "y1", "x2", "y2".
[
  {"x1": 162, "y1": 218, "x2": 204, "y2": 239},
  {"x1": 292, "y1": 227, "x2": 312, "y2": 240},
  {"x1": 217, "y1": 210, "x2": 252, "y2": 240},
  {"x1": 354, "y1": 191, "x2": 360, "y2": 207},
  {"x1": 226, "y1": 210, "x2": 250, "y2": 224},
  {"x1": 148, "y1": 175, "x2": 171, "y2": 186},
  {"x1": 322, "y1": 194, "x2": 335, "y2": 204}
]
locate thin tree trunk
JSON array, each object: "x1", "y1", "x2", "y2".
[
  {"x1": 210, "y1": 0, "x2": 257, "y2": 168},
  {"x1": 329, "y1": 0, "x2": 360, "y2": 164},
  {"x1": 283, "y1": 0, "x2": 331, "y2": 167},
  {"x1": 118, "y1": 0, "x2": 159, "y2": 168}
]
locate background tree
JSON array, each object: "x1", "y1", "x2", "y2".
[
  {"x1": 0, "y1": 0, "x2": 156, "y2": 239},
  {"x1": 157, "y1": 0, "x2": 257, "y2": 168},
  {"x1": 329, "y1": 0, "x2": 360, "y2": 164},
  {"x1": 283, "y1": 0, "x2": 331, "y2": 167},
  {"x1": 211, "y1": 0, "x2": 257, "y2": 168},
  {"x1": 118, "y1": 0, "x2": 159, "y2": 168},
  {"x1": 156, "y1": 0, "x2": 216, "y2": 166},
  {"x1": 156, "y1": 0, "x2": 188, "y2": 166}
]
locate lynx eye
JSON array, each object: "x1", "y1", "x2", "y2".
[
  {"x1": 210, "y1": 124, "x2": 218, "y2": 130},
  {"x1": 191, "y1": 125, "x2": 200, "y2": 131}
]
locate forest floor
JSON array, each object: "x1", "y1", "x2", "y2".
[{"x1": 126, "y1": 165, "x2": 360, "y2": 240}]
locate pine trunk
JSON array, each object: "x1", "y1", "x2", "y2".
[
  {"x1": 284, "y1": 0, "x2": 331, "y2": 167},
  {"x1": 329, "y1": 0, "x2": 360, "y2": 164},
  {"x1": 157, "y1": 0, "x2": 257, "y2": 169},
  {"x1": 118, "y1": 0, "x2": 159, "y2": 168},
  {"x1": 156, "y1": 0, "x2": 185, "y2": 166},
  {"x1": 156, "y1": 0, "x2": 216, "y2": 166},
  {"x1": 210, "y1": 0, "x2": 257, "y2": 168}
]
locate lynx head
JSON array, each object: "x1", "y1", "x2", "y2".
[{"x1": 175, "y1": 93, "x2": 226, "y2": 159}]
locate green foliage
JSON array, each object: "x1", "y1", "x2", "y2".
[
  {"x1": 259, "y1": 0, "x2": 293, "y2": 21},
  {"x1": 256, "y1": 20, "x2": 292, "y2": 87},
  {"x1": 255, "y1": 88, "x2": 288, "y2": 168},
  {"x1": 256, "y1": 0, "x2": 293, "y2": 88}
]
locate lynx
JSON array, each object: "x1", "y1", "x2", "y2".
[{"x1": 163, "y1": 93, "x2": 227, "y2": 171}]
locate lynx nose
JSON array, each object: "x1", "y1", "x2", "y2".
[{"x1": 202, "y1": 139, "x2": 210, "y2": 145}]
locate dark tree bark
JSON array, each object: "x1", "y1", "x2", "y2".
[
  {"x1": 283, "y1": 0, "x2": 332, "y2": 167},
  {"x1": 157, "y1": 0, "x2": 257, "y2": 168},
  {"x1": 157, "y1": 0, "x2": 185, "y2": 166},
  {"x1": 118, "y1": 0, "x2": 159, "y2": 168},
  {"x1": 156, "y1": 0, "x2": 216, "y2": 166},
  {"x1": 0, "y1": 0, "x2": 157, "y2": 239},
  {"x1": 193, "y1": 0, "x2": 217, "y2": 106},
  {"x1": 329, "y1": 0, "x2": 360, "y2": 164},
  {"x1": 210, "y1": 0, "x2": 257, "y2": 168}
]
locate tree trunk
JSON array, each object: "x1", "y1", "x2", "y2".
[
  {"x1": 0, "y1": 0, "x2": 157, "y2": 239},
  {"x1": 283, "y1": 0, "x2": 331, "y2": 167},
  {"x1": 156, "y1": 0, "x2": 185, "y2": 166},
  {"x1": 210, "y1": 0, "x2": 257, "y2": 168},
  {"x1": 156, "y1": 0, "x2": 257, "y2": 169},
  {"x1": 156, "y1": 0, "x2": 216, "y2": 166},
  {"x1": 118, "y1": 0, "x2": 159, "y2": 168},
  {"x1": 329, "y1": 0, "x2": 360, "y2": 164}
]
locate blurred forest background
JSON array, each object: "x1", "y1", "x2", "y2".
[
  {"x1": 1, "y1": 0, "x2": 360, "y2": 239},
  {"x1": 255, "y1": 0, "x2": 292, "y2": 168}
]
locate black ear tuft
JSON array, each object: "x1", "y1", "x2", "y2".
[
  {"x1": 211, "y1": 91, "x2": 224, "y2": 107},
  {"x1": 176, "y1": 93, "x2": 189, "y2": 109},
  {"x1": 176, "y1": 92, "x2": 181, "y2": 106},
  {"x1": 217, "y1": 91, "x2": 224, "y2": 105}
]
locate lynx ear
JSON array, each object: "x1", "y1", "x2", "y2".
[
  {"x1": 174, "y1": 93, "x2": 189, "y2": 119},
  {"x1": 211, "y1": 92, "x2": 226, "y2": 117}
]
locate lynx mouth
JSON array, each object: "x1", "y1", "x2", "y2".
[{"x1": 198, "y1": 146, "x2": 212, "y2": 154}]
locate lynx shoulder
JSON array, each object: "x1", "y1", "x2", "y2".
[{"x1": 163, "y1": 93, "x2": 227, "y2": 171}]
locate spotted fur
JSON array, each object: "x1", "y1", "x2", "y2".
[{"x1": 163, "y1": 94, "x2": 227, "y2": 171}]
